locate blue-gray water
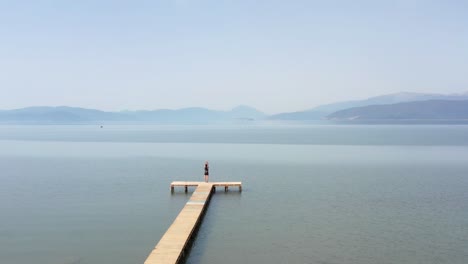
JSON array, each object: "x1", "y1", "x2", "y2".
[{"x1": 0, "y1": 125, "x2": 467, "y2": 264}]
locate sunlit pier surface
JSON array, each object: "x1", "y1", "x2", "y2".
[{"x1": 144, "y1": 181, "x2": 242, "y2": 264}]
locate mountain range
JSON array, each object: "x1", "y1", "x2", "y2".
[
  {"x1": 269, "y1": 92, "x2": 468, "y2": 120},
  {"x1": 328, "y1": 99, "x2": 468, "y2": 120},
  {"x1": 0, "y1": 105, "x2": 265, "y2": 124},
  {"x1": 2, "y1": 92, "x2": 468, "y2": 124}
]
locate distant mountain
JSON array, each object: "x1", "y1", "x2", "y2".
[
  {"x1": 268, "y1": 110, "x2": 328, "y2": 120},
  {"x1": 128, "y1": 107, "x2": 227, "y2": 122},
  {"x1": 270, "y1": 92, "x2": 468, "y2": 120},
  {"x1": 327, "y1": 100, "x2": 468, "y2": 120},
  {"x1": 229, "y1": 105, "x2": 266, "y2": 120},
  {"x1": 0, "y1": 106, "x2": 123, "y2": 123},
  {"x1": 0, "y1": 105, "x2": 266, "y2": 124}
]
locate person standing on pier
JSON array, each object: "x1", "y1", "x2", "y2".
[{"x1": 204, "y1": 161, "x2": 209, "y2": 182}]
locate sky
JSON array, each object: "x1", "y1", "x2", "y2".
[{"x1": 1, "y1": 0, "x2": 467, "y2": 114}]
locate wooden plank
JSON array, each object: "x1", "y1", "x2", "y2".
[
  {"x1": 144, "y1": 183, "x2": 214, "y2": 264},
  {"x1": 170, "y1": 181, "x2": 202, "y2": 187},
  {"x1": 145, "y1": 181, "x2": 242, "y2": 264},
  {"x1": 171, "y1": 181, "x2": 242, "y2": 187},
  {"x1": 212, "y1": 182, "x2": 242, "y2": 186}
]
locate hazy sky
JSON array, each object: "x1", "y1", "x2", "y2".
[{"x1": 1, "y1": 0, "x2": 467, "y2": 113}]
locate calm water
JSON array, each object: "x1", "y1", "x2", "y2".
[{"x1": 0, "y1": 125, "x2": 467, "y2": 264}]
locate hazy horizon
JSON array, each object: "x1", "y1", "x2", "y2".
[
  {"x1": 2, "y1": 90, "x2": 468, "y2": 115},
  {"x1": 1, "y1": 1, "x2": 468, "y2": 113}
]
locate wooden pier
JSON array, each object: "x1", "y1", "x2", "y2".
[
  {"x1": 170, "y1": 181, "x2": 242, "y2": 193},
  {"x1": 144, "y1": 181, "x2": 242, "y2": 264}
]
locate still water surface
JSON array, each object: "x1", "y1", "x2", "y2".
[{"x1": 0, "y1": 125, "x2": 467, "y2": 264}]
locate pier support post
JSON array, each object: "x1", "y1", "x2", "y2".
[
  {"x1": 171, "y1": 186, "x2": 174, "y2": 193},
  {"x1": 185, "y1": 186, "x2": 188, "y2": 193},
  {"x1": 225, "y1": 186, "x2": 228, "y2": 192},
  {"x1": 239, "y1": 185, "x2": 242, "y2": 192}
]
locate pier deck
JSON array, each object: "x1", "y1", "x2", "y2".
[
  {"x1": 171, "y1": 181, "x2": 242, "y2": 192},
  {"x1": 144, "y1": 181, "x2": 242, "y2": 264}
]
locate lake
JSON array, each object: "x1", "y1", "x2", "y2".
[{"x1": 0, "y1": 124, "x2": 467, "y2": 264}]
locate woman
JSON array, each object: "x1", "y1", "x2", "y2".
[{"x1": 204, "y1": 161, "x2": 209, "y2": 182}]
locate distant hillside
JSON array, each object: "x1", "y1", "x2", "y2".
[
  {"x1": 0, "y1": 105, "x2": 266, "y2": 124},
  {"x1": 229, "y1": 105, "x2": 266, "y2": 120},
  {"x1": 327, "y1": 100, "x2": 468, "y2": 120},
  {"x1": 269, "y1": 92, "x2": 468, "y2": 120},
  {"x1": 0, "y1": 106, "x2": 123, "y2": 123},
  {"x1": 268, "y1": 110, "x2": 328, "y2": 120}
]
